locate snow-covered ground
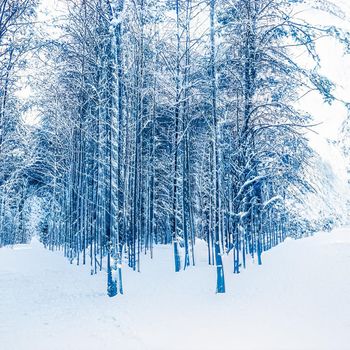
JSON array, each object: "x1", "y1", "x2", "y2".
[{"x1": 1, "y1": 229, "x2": 350, "y2": 350}]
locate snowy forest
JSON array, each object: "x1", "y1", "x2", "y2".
[{"x1": 1, "y1": 0, "x2": 350, "y2": 348}]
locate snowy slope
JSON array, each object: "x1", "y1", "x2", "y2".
[{"x1": 1, "y1": 230, "x2": 350, "y2": 350}]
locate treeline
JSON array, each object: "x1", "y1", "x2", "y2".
[
  {"x1": 1, "y1": 0, "x2": 348, "y2": 295},
  {"x1": 0, "y1": 0, "x2": 38, "y2": 246}
]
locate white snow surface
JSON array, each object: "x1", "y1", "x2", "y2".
[{"x1": 1, "y1": 230, "x2": 350, "y2": 350}]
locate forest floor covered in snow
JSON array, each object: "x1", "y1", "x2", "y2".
[{"x1": 1, "y1": 229, "x2": 350, "y2": 350}]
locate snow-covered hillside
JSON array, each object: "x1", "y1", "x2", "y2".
[{"x1": 1, "y1": 230, "x2": 349, "y2": 350}]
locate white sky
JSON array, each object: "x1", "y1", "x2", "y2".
[{"x1": 293, "y1": 0, "x2": 350, "y2": 182}]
